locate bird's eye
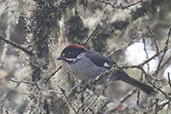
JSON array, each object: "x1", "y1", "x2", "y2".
[{"x1": 62, "y1": 53, "x2": 65, "y2": 56}]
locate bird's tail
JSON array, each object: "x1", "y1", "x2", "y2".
[{"x1": 114, "y1": 70, "x2": 154, "y2": 95}]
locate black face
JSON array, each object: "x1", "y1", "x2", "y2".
[{"x1": 57, "y1": 44, "x2": 86, "y2": 62}]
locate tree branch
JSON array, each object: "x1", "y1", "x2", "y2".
[{"x1": 0, "y1": 34, "x2": 33, "y2": 56}]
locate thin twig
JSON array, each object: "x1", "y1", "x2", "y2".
[
  {"x1": 0, "y1": 34, "x2": 33, "y2": 56},
  {"x1": 158, "y1": 56, "x2": 171, "y2": 72},
  {"x1": 155, "y1": 87, "x2": 169, "y2": 99},
  {"x1": 144, "y1": 98, "x2": 159, "y2": 113},
  {"x1": 83, "y1": 89, "x2": 102, "y2": 113},
  {"x1": 44, "y1": 66, "x2": 62, "y2": 83},
  {"x1": 120, "y1": 0, "x2": 143, "y2": 9},
  {"x1": 155, "y1": 49, "x2": 168, "y2": 77},
  {"x1": 83, "y1": 24, "x2": 99, "y2": 46},
  {"x1": 96, "y1": 99, "x2": 110, "y2": 114},
  {"x1": 107, "y1": 34, "x2": 138, "y2": 57},
  {"x1": 146, "y1": 26, "x2": 156, "y2": 37},
  {"x1": 138, "y1": 66, "x2": 158, "y2": 85},
  {"x1": 119, "y1": 46, "x2": 168, "y2": 70},
  {"x1": 141, "y1": 47, "x2": 167, "y2": 67},
  {"x1": 155, "y1": 98, "x2": 159, "y2": 114},
  {"x1": 98, "y1": 0, "x2": 142, "y2": 9},
  {"x1": 153, "y1": 39, "x2": 159, "y2": 53},
  {"x1": 8, "y1": 78, "x2": 40, "y2": 90},
  {"x1": 57, "y1": 85, "x2": 77, "y2": 113},
  {"x1": 167, "y1": 73, "x2": 171, "y2": 87},
  {"x1": 154, "y1": 27, "x2": 170, "y2": 77},
  {"x1": 158, "y1": 99, "x2": 171, "y2": 111},
  {"x1": 142, "y1": 35, "x2": 150, "y2": 73},
  {"x1": 76, "y1": 90, "x2": 97, "y2": 113},
  {"x1": 8, "y1": 78, "x2": 35, "y2": 85}
]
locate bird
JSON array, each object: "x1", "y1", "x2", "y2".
[{"x1": 57, "y1": 44, "x2": 154, "y2": 95}]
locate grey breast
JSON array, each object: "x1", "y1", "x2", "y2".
[{"x1": 69, "y1": 53, "x2": 107, "y2": 82}]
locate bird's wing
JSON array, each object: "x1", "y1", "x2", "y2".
[{"x1": 85, "y1": 51, "x2": 116, "y2": 69}]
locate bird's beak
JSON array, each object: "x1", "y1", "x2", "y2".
[{"x1": 57, "y1": 56, "x2": 63, "y2": 60}]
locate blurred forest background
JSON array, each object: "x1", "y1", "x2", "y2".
[{"x1": 0, "y1": 0, "x2": 171, "y2": 114}]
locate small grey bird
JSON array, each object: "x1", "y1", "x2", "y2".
[{"x1": 57, "y1": 44, "x2": 154, "y2": 95}]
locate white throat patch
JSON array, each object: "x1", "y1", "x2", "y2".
[
  {"x1": 65, "y1": 58, "x2": 77, "y2": 62},
  {"x1": 65, "y1": 55, "x2": 81, "y2": 62}
]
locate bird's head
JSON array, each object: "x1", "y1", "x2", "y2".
[{"x1": 57, "y1": 44, "x2": 86, "y2": 63}]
